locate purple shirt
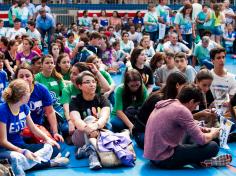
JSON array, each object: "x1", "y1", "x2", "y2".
[
  {"x1": 144, "y1": 99, "x2": 206, "y2": 161},
  {"x1": 16, "y1": 51, "x2": 39, "y2": 64}
]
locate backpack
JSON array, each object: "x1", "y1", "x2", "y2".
[{"x1": 0, "y1": 159, "x2": 15, "y2": 176}]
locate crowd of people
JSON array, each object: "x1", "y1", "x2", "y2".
[{"x1": 0, "y1": 0, "x2": 236, "y2": 175}]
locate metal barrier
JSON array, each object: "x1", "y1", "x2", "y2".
[{"x1": 54, "y1": 14, "x2": 76, "y2": 27}]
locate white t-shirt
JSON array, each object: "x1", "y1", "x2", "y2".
[
  {"x1": 163, "y1": 41, "x2": 190, "y2": 54},
  {"x1": 192, "y1": 3, "x2": 202, "y2": 20},
  {"x1": 26, "y1": 29, "x2": 41, "y2": 41},
  {"x1": 35, "y1": 5, "x2": 51, "y2": 14},
  {"x1": 128, "y1": 31, "x2": 142, "y2": 43},
  {"x1": 0, "y1": 27, "x2": 7, "y2": 38},
  {"x1": 223, "y1": 8, "x2": 235, "y2": 24},
  {"x1": 6, "y1": 28, "x2": 26, "y2": 40},
  {"x1": 120, "y1": 40, "x2": 134, "y2": 54},
  {"x1": 210, "y1": 69, "x2": 236, "y2": 103}
]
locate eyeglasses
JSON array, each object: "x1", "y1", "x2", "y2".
[
  {"x1": 82, "y1": 80, "x2": 97, "y2": 85},
  {"x1": 53, "y1": 48, "x2": 59, "y2": 50}
]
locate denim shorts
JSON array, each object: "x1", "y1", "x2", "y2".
[{"x1": 213, "y1": 26, "x2": 223, "y2": 36}]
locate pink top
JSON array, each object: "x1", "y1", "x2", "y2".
[{"x1": 144, "y1": 99, "x2": 206, "y2": 161}]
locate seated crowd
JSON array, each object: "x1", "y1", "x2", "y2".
[{"x1": 0, "y1": 0, "x2": 236, "y2": 175}]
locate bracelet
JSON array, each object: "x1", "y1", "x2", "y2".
[
  {"x1": 51, "y1": 132, "x2": 58, "y2": 136},
  {"x1": 21, "y1": 149, "x2": 28, "y2": 156}
]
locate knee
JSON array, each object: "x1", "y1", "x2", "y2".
[
  {"x1": 61, "y1": 121, "x2": 69, "y2": 137},
  {"x1": 110, "y1": 117, "x2": 125, "y2": 132},
  {"x1": 208, "y1": 141, "x2": 219, "y2": 157}
]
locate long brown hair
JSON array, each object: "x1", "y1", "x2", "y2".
[
  {"x1": 123, "y1": 69, "x2": 145, "y2": 109},
  {"x1": 130, "y1": 47, "x2": 144, "y2": 67},
  {"x1": 180, "y1": 3, "x2": 193, "y2": 19},
  {"x1": 42, "y1": 54, "x2": 63, "y2": 81}
]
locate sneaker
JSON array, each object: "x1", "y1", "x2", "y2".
[
  {"x1": 201, "y1": 154, "x2": 232, "y2": 167},
  {"x1": 75, "y1": 144, "x2": 88, "y2": 159},
  {"x1": 87, "y1": 145, "x2": 102, "y2": 170},
  {"x1": 50, "y1": 157, "x2": 70, "y2": 167},
  {"x1": 232, "y1": 54, "x2": 236, "y2": 59},
  {"x1": 64, "y1": 151, "x2": 70, "y2": 158}
]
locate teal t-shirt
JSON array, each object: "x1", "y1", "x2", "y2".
[
  {"x1": 174, "y1": 13, "x2": 193, "y2": 34},
  {"x1": 193, "y1": 44, "x2": 210, "y2": 65},
  {"x1": 156, "y1": 5, "x2": 169, "y2": 23},
  {"x1": 144, "y1": 12, "x2": 158, "y2": 32},
  {"x1": 197, "y1": 12, "x2": 207, "y2": 29}
]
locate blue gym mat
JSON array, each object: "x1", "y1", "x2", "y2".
[{"x1": 27, "y1": 55, "x2": 236, "y2": 176}]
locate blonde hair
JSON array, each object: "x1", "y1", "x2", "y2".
[{"x1": 3, "y1": 79, "x2": 29, "y2": 104}]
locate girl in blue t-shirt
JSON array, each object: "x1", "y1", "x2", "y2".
[
  {"x1": 15, "y1": 63, "x2": 65, "y2": 142},
  {"x1": 0, "y1": 79, "x2": 69, "y2": 174}
]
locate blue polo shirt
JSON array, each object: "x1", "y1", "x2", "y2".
[{"x1": 36, "y1": 13, "x2": 55, "y2": 30}]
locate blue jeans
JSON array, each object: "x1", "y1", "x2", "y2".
[
  {"x1": 38, "y1": 27, "x2": 54, "y2": 50},
  {"x1": 182, "y1": 34, "x2": 193, "y2": 49},
  {"x1": 110, "y1": 116, "x2": 128, "y2": 133},
  {"x1": 134, "y1": 132, "x2": 144, "y2": 149},
  {"x1": 148, "y1": 30, "x2": 158, "y2": 43},
  {"x1": 202, "y1": 59, "x2": 214, "y2": 70}
]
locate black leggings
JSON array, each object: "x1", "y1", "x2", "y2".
[{"x1": 152, "y1": 141, "x2": 219, "y2": 169}]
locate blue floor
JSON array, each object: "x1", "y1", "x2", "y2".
[{"x1": 27, "y1": 55, "x2": 236, "y2": 176}]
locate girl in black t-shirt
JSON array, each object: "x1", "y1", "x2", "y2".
[
  {"x1": 4, "y1": 40, "x2": 18, "y2": 79},
  {"x1": 130, "y1": 47, "x2": 154, "y2": 94}
]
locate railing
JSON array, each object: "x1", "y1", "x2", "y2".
[{"x1": 2, "y1": 0, "x2": 236, "y2": 4}]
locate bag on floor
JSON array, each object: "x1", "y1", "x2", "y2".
[
  {"x1": 21, "y1": 125, "x2": 54, "y2": 144},
  {"x1": 0, "y1": 159, "x2": 15, "y2": 176},
  {"x1": 89, "y1": 129, "x2": 136, "y2": 168}
]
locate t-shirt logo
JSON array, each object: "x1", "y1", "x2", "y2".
[
  {"x1": 9, "y1": 112, "x2": 26, "y2": 133},
  {"x1": 29, "y1": 100, "x2": 43, "y2": 115},
  {"x1": 50, "y1": 81, "x2": 58, "y2": 86},
  {"x1": 49, "y1": 91, "x2": 58, "y2": 104},
  {"x1": 142, "y1": 73, "x2": 149, "y2": 85}
]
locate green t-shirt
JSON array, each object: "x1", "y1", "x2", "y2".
[
  {"x1": 193, "y1": 44, "x2": 210, "y2": 65},
  {"x1": 100, "y1": 70, "x2": 114, "y2": 85},
  {"x1": 62, "y1": 71, "x2": 70, "y2": 81},
  {"x1": 61, "y1": 83, "x2": 81, "y2": 104},
  {"x1": 111, "y1": 84, "x2": 148, "y2": 116},
  {"x1": 35, "y1": 72, "x2": 65, "y2": 103}
]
